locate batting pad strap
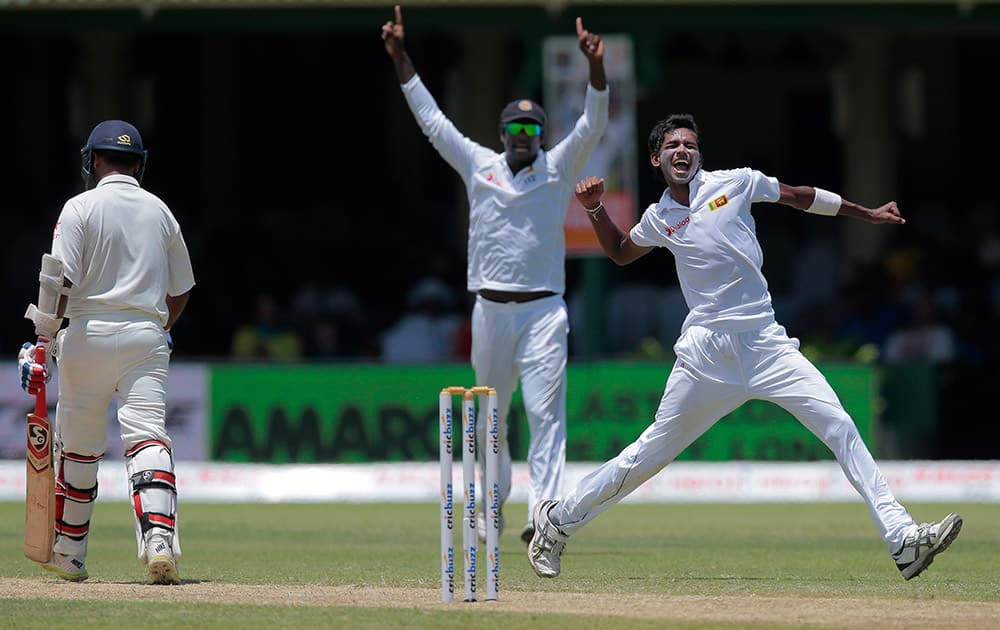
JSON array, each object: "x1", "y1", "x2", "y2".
[
  {"x1": 130, "y1": 470, "x2": 177, "y2": 492},
  {"x1": 55, "y1": 520, "x2": 91, "y2": 541},
  {"x1": 57, "y1": 480, "x2": 99, "y2": 503},
  {"x1": 806, "y1": 187, "x2": 842, "y2": 216},
  {"x1": 143, "y1": 512, "x2": 177, "y2": 531}
]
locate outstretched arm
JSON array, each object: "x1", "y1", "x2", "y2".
[
  {"x1": 577, "y1": 17, "x2": 607, "y2": 91},
  {"x1": 576, "y1": 176, "x2": 652, "y2": 265},
  {"x1": 381, "y1": 5, "x2": 415, "y2": 84},
  {"x1": 779, "y1": 183, "x2": 906, "y2": 225}
]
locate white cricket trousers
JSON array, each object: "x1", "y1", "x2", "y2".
[
  {"x1": 471, "y1": 294, "x2": 568, "y2": 525},
  {"x1": 56, "y1": 314, "x2": 173, "y2": 457},
  {"x1": 552, "y1": 321, "x2": 916, "y2": 552}
]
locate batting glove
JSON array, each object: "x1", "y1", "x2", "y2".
[{"x1": 17, "y1": 342, "x2": 50, "y2": 395}]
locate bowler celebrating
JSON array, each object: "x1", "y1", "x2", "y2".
[{"x1": 528, "y1": 114, "x2": 962, "y2": 581}]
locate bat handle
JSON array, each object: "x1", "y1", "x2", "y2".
[{"x1": 33, "y1": 336, "x2": 49, "y2": 417}]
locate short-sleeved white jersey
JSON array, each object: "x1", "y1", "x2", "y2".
[
  {"x1": 51, "y1": 174, "x2": 196, "y2": 326},
  {"x1": 401, "y1": 75, "x2": 609, "y2": 294},
  {"x1": 630, "y1": 168, "x2": 781, "y2": 333}
]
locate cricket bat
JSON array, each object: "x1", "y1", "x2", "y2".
[{"x1": 24, "y1": 341, "x2": 54, "y2": 563}]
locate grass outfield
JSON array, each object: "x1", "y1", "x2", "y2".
[{"x1": 1, "y1": 501, "x2": 998, "y2": 628}]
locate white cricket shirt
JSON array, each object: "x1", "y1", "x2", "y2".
[
  {"x1": 630, "y1": 168, "x2": 782, "y2": 333},
  {"x1": 51, "y1": 174, "x2": 196, "y2": 326},
  {"x1": 401, "y1": 75, "x2": 609, "y2": 294}
]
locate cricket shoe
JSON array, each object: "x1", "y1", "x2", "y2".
[
  {"x1": 476, "y1": 509, "x2": 505, "y2": 543},
  {"x1": 42, "y1": 552, "x2": 88, "y2": 582},
  {"x1": 528, "y1": 499, "x2": 568, "y2": 578},
  {"x1": 893, "y1": 512, "x2": 963, "y2": 580},
  {"x1": 146, "y1": 533, "x2": 181, "y2": 585}
]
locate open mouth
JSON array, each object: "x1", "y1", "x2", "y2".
[{"x1": 671, "y1": 158, "x2": 690, "y2": 176}]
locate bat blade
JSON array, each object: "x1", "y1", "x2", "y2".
[{"x1": 24, "y1": 342, "x2": 54, "y2": 564}]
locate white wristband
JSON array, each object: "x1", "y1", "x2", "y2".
[
  {"x1": 806, "y1": 188, "x2": 841, "y2": 216},
  {"x1": 585, "y1": 202, "x2": 605, "y2": 216}
]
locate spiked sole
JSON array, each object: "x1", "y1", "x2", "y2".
[
  {"x1": 148, "y1": 555, "x2": 181, "y2": 585},
  {"x1": 901, "y1": 514, "x2": 963, "y2": 580}
]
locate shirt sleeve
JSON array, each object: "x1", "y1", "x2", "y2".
[
  {"x1": 546, "y1": 84, "x2": 610, "y2": 179},
  {"x1": 749, "y1": 169, "x2": 781, "y2": 203},
  {"x1": 166, "y1": 213, "x2": 196, "y2": 297},
  {"x1": 400, "y1": 74, "x2": 493, "y2": 182},
  {"x1": 49, "y1": 200, "x2": 84, "y2": 287}
]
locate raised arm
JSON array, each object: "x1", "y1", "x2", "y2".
[
  {"x1": 577, "y1": 17, "x2": 607, "y2": 91},
  {"x1": 381, "y1": 5, "x2": 415, "y2": 84},
  {"x1": 576, "y1": 176, "x2": 652, "y2": 265},
  {"x1": 778, "y1": 183, "x2": 906, "y2": 225}
]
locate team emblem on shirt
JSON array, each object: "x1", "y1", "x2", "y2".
[{"x1": 708, "y1": 194, "x2": 729, "y2": 211}]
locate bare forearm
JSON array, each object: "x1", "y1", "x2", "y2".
[
  {"x1": 587, "y1": 209, "x2": 633, "y2": 265},
  {"x1": 778, "y1": 183, "x2": 904, "y2": 225},
  {"x1": 836, "y1": 199, "x2": 874, "y2": 220},
  {"x1": 392, "y1": 50, "x2": 416, "y2": 84},
  {"x1": 165, "y1": 292, "x2": 190, "y2": 331},
  {"x1": 589, "y1": 58, "x2": 607, "y2": 91}
]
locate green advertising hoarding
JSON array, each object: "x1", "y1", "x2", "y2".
[{"x1": 209, "y1": 362, "x2": 874, "y2": 463}]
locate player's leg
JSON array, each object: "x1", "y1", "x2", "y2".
[
  {"x1": 748, "y1": 322, "x2": 961, "y2": 578},
  {"x1": 514, "y1": 296, "x2": 568, "y2": 539},
  {"x1": 46, "y1": 322, "x2": 116, "y2": 581},
  {"x1": 530, "y1": 326, "x2": 747, "y2": 577},
  {"x1": 471, "y1": 296, "x2": 518, "y2": 538},
  {"x1": 116, "y1": 322, "x2": 180, "y2": 584}
]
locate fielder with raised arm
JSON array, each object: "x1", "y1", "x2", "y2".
[
  {"x1": 17, "y1": 119, "x2": 195, "y2": 584},
  {"x1": 527, "y1": 113, "x2": 962, "y2": 581},
  {"x1": 382, "y1": 5, "x2": 608, "y2": 543}
]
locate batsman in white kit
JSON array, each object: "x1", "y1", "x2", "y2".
[
  {"x1": 382, "y1": 5, "x2": 609, "y2": 542},
  {"x1": 17, "y1": 119, "x2": 195, "y2": 584},
  {"x1": 527, "y1": 114, "x2": 962, "y2": 581}
]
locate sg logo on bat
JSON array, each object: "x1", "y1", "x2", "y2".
[{"x1": 26, "y1": 419, "x2": 51, "y2": 472}]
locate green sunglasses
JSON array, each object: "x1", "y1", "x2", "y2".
[{"x1": 505, "y1": 122, "x2": 542, "y2": 137}]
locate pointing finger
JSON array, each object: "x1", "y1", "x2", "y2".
[
  {"x1": 395, "y1": 4, "x2": 402, "y2": 25},
  {"x1": 576, "y1": 17, "x2": 584, "y2": 37}
]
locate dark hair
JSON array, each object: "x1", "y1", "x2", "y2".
[
  {"x1": 647, "y1": 114, "x2": 700, "y2": 155},
  {"x1": 95, "y1": 149, "x2": 141, "y2": 172}
]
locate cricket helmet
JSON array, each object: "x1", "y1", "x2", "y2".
[{"x1": 80, "y1": 119, "x2": 148, "y2": 187}]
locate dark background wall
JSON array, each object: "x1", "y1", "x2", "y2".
[{"x1": 3, "y1": 2, "x2": 999, "y2": 457}]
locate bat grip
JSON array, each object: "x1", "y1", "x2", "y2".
[{"x1": 33, "y1": 337, "x2": 48, "y2": 417}]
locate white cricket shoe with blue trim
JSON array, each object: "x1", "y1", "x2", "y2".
[
  {"x1": 893, "y1": 512, "x2": 962, "y2": 580},
  {"x1": 528, "y1": 499, "x2": 568, "y2": 578}
]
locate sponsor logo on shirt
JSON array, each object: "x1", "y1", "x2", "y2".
[
  {"x1": 486, "y1": 171, "x2": 506, "y2": 189},
  {"x1": 665, "y1": 215, "x2": 691, "y2": 237},
  {"x1": 708, "y1": 194, "x2": 728, "y2": 211}
]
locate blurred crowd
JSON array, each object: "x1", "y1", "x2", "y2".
[{"x1": 222, "y1": 219, "x2": 1000, "y2": 369}]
